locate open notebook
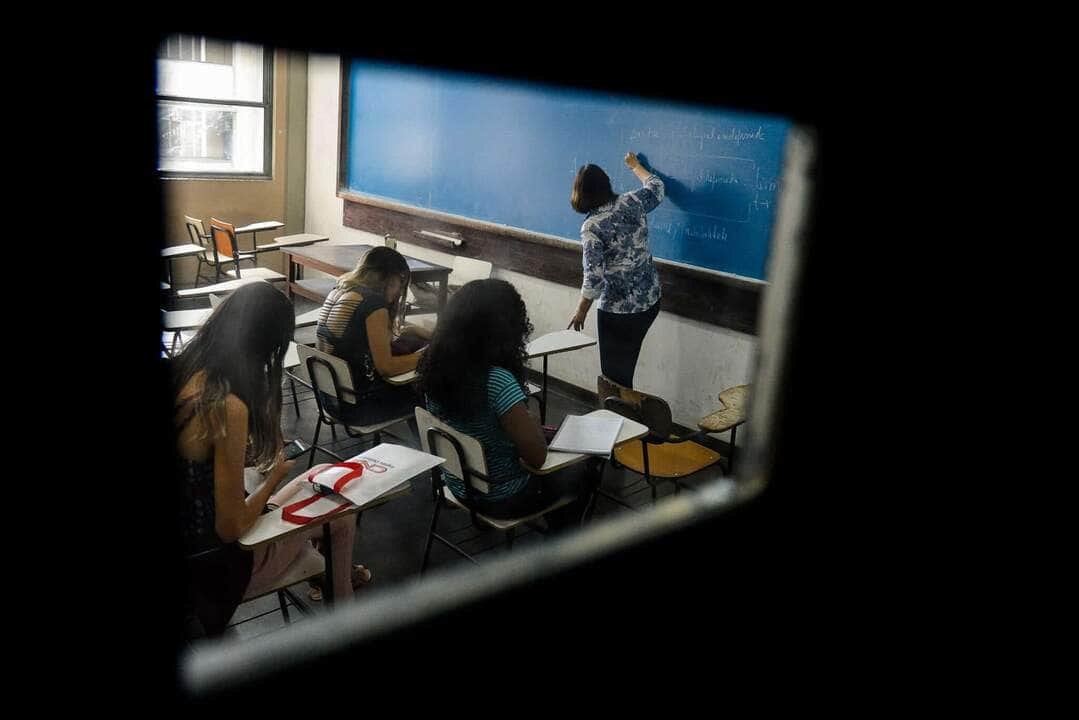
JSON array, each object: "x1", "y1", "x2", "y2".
[{"x1": 548, "y1": 414, "x2": 624, "y2": 457}]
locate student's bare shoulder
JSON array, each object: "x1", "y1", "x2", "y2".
[{"x1": 222, "y1": 393, "x2": 249, "y2": 423}]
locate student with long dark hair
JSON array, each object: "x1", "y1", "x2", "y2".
[
  {"x1": 419, "y1": 279, "x2": 599, "y2": 529},
  {"x1": 569, "y1": 152, "x2": 664, "y2": 388},
  {"x1": 174, "y1": 281, "x2": 365, "y2": 634}
]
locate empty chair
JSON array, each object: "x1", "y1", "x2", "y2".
[
  {"x1": 598, "y1": 374, "x2": 724, "y2": 504},
  {"x1": 208, "y1": 218, "x2": 286, "y2": 284},
  {"x1": 186, "y1": 214, "x2": 255, "y2": 286}
]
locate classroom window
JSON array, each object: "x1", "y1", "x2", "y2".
[{"x1": 156, "y1": 36, "x2": 271, "y2": 177}]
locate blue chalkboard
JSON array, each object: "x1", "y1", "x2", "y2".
[{"x1": 346, "y1": 60, "x2": 790, "y2": 281}]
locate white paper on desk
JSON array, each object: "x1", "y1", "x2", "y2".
[
  {"x1": 312, "y1": 443, "x2": 444, "y2": 507},
  {"x1": 548, "y1": 415, "x2": 624, "y2": 456}
]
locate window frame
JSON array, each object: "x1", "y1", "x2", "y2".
[{"x1": 156, "y1": 42, "x2": 273, "y2": 180}]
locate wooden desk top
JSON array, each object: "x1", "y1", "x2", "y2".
[
  {"x1": 256, "y1": 234, "x2": 329, "y2": 251},
  {"x1": 239, "y1": 480, "x2": 411, "y2": 550},
  {"x1": 284, "y1": 342, "x2": 300, "y2": 370},
  {"x1": 234, "y1": 220, "x2": 284, "y2": 234},
  {"x1": 526, "y1": 330, "x2": 597, "y2": 359},
  {"x1": 385, "y1": 369, "x2": 418, "y2": 385},
  {"x1": 162, "y1": 308, "x2": 212, "y2": 331},
  {"x1": 527, "y1": 409, "x2": 648, "y2": 475},
  {"x1": 698, "y1": 384, "x2": 749, "y2": 433},
  {"x1": 161, "y1": 243, "x2": 207, "y2": 259},
  {"x1": 283, "y1": 244, "x2": 450, "y2": 278},
  {"x1": 176, "y1": 277, "x2": 265, "y2": 297},
  {"x1": 294, "y1": 308, "x2": 321, "y2": 328}
]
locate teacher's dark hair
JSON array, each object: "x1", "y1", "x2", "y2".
[{"x1": 571, "y1": 164, "x2": 618, "y2": 213}]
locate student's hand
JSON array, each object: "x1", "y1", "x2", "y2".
[
  {"x1": 624, "y1": 152, "x2": 641, "y2": 170},
  {"x1": 269, "y1": 474, "x2": 310, "y2": 506},
  {"x1": 567, "y1": 309, "x2": 587, "y2": 332},
  {"x1": 267, "y1": 449, "x2": 297, "y2": 484}
]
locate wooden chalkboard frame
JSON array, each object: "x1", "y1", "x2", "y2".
[{"x1": 336, "y1": 58, "x2": 762, "y2": 335}]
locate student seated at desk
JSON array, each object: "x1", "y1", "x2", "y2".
[
  {"x1": 316, "y1": 247, "x2": 428, "y2": 425},
  {"x1": 173, "y1": 282, "x2": 368, "y2": 634},
  {"x1": 419, "y1": 279, "x2": 600, "y2": 530}
]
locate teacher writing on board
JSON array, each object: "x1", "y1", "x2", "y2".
[{"x1": 568, "y1": 152, "x2": 664, "y2": 388}]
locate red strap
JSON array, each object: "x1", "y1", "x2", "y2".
[
  {"x1": 307, "y1": 461, "x2": 364, "y2": 493},
  {"x1": 281, "y1": 462, "x2": 364, "y2": 525},
  {"x1": 281, "y1": 494, "x2": 351, "y2": 524}
]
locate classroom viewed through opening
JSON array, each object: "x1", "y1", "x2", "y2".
[{"x1": 175, "y1": 49, "x2": 813, "y2": 681}]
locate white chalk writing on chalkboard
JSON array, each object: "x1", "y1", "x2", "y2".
[{"x1": 627, "y1": 125, "x2": 768, "y2": 151}]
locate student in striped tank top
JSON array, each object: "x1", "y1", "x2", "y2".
[{"x1": 419, "y1": 279, "x2": 600, "y2": 530}]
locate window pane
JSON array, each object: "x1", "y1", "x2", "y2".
[
  {"x1": 204, "y1": 38, "x2": 232, "y2": 65},
  {"x1": 156, "y1": 40, "x2": 263, "y2": 102},
  {"x1": 158, "y1": 101, "x2": 265, "y2": 174}
]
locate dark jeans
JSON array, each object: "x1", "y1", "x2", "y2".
[
  {"x1": 596, "y1": 299, "x2": 661, "y2": 389},
  {"x1": 464, "y1": 458, "x2": 603, "y2": 531}
]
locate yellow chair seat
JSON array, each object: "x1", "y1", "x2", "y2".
[{"x1": 613, "y1": 439, "x2": 723, "y2": 478}]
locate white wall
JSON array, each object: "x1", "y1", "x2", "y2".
[{"x1": 305, "y1": 54, "x2": 756, "y2": 437}]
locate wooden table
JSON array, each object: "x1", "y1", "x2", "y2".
[
  {"x1": 525, "y1": 330, "x2": 598, "y2": 424},
  {"x1": 282, "y1": 245, "x2": 452, "y2": 312}
]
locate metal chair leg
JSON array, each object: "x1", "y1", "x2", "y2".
[
  {"x1": 642, "y1": 441, "x2": 657, "y2": 504},
  {"x1": 728, "y1": 426, "x2": 737, "y2": 474},
  {"x1": 278, "y1": 591, "x2": 291, "y2": 623},
  {"x1": 307, "y1": 419, "x2": 322, "y2": 468},
  {"x1": 420, "y1": 491, "x2": 443, "y2": 575}
]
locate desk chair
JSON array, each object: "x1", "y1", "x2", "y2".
[
  {"x1": 208, "y1": 218, "x2": 286, "y2": 284},
  {"x1": 297, "y1": 345, "x2": 415, "y2": 468},
  {"x1": 184, "y1": 544, "x2": 319, "y2": 640},
  {"x1": 186, "y1": 215, "x2": 256, "y2": 286},
  {"x1": 283, "y1": 341, "x2": 316, "y2": 419},
  {"x1": 699, "y1": 384, "x2": 749, "y2": 473},
  {"x1": 597, "y1": 375, "x2": 723, "y2": 504},
  {"x1": 415, "y1": 407, "x2": 592, "y2": 574},
  {"x1": 161, "y1": 308, "x2": 212, "y2": 357},
  {"x1": 294, "y1": 276, "x2": 337, "y2": 303}
]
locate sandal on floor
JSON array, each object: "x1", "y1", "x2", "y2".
[{"x1": 307, "y1": 565, "x2": 372, "y2": 602}]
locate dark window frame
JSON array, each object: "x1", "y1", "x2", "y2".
[{"x1": 157, "y1": 42, "x2": 273, "y2": 180}]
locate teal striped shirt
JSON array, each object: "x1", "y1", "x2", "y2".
[{"x1": 427, "y1": 366, "x2": 530, "y2": 501}]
